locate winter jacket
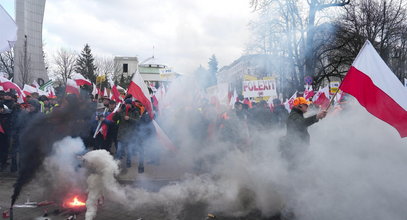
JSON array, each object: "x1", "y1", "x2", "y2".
[
  {"x1": 117, "y1": 105, "x2": 140, "y2": 141},
  {"x1": 285, "y1": 108, "x2": 319, "y2": 146}
]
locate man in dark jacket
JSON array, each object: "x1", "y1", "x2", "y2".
[
  {"x1": 281, "y1": 97, "x2": 327, "y2": 162},
  {"x1": 115, "y1": 98, "x2": 141, "y2": 169}
]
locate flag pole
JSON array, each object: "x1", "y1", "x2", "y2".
[
  {"x1": 93, "y1": 107, "x2": 107, "y2": 138},
  {"x1": 324, "y1": 80, "x2": 344, "y2": 112}
]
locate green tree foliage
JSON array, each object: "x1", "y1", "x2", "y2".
[{"x1": 75, "y1": 44, "x2": 97, "y2": 83}]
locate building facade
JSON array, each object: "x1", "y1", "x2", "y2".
[
  {"x1": 14, "y1": 0, "x2": 48, "y2": 87},
  {"x1": 114, "y1": 56, "x2": 139, "y2": 80},
  {"x1": 217, "y1": 54, "x2": 274, "y2": 92}
]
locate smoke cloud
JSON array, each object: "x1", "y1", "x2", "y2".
[
  {"x1": 11, "y1": 96, "x2": 94, "y2": 206},
  {"x1": 12, "y1": 76, "x2": 407, "y2": 220}
]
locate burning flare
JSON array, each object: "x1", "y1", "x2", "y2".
[{"x1": 66, "y1": 196, "x2": 86, "y2": 208}]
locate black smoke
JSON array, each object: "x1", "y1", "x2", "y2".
[{"x1": 11, "y1": 94, "x2": 94, "y2": 206}]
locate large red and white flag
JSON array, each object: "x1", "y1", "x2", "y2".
[
  {"x1": 23, "y1": 84, "x2": 37, "y2": 96},
  {"x1": 0, "y1": 76, "x2": 24, "y2": 103},
  {"x1": 284, "y1": 91, "x2": 297, "y2": 111},
  {"x1": 229, "y1": 89, "x2": 238, "y2": 109},
  {"x1": 127, "y1": 70, "x2": 154, "y2": 119},
  {"x1": 340, "y1": 40, "x2": 407, "y2": 137},
  {"x1": 304, "y1": 84, "x2": 315, "y2": 100},
  {"x1": 313, "y1": 86, "x2": 330, "y2": 109},
  {"x1": 65, "y1": 79, "x2": 80, "y2": 95},
  {"x1": 91, "y1": 83, "x2": 98, "y2": 97},
  {"x1": 152, "y1": 120, "x2": 177, "y2": 152},
  {"x1": 72, "y1": 73, "x2": 92, "y2": 86},
  {"x1": 47, "y1": 86, "x2": 57, "y2": 99},
  {"x1": 110, "y1": 85, "x2": 122, "y2": 103}
]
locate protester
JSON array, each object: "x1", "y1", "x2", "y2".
[
  {"x1": 115, "y1": 98, "x2": 141, "y2": 169},
  {"x1": 271, "y1": 98, "x2": 289, "y2": 129},
  {"x1": 280, "y1": 97, "x2": 327, "y2": 163}
]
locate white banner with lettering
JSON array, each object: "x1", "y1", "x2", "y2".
[{"x1": 243, "y1": 79, "x2": 277, "y2": 98}]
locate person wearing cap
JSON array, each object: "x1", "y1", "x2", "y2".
[{"x1": 281, "y1": 97, "x2": 327, "y2": 162}]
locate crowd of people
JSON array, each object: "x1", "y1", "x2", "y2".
[
  {"x1": 0, "y1": 87, "x2": 340, "y2": 174},
  {"x1": 0, "y1": 89, "x2": 155, "y2": 174}
]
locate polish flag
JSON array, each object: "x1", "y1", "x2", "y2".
[
  {"x1": 91, "y1": 83, "x2": 98, "y2": 97},
  {"x1": 340, "y1": 40, "x2": 407, "y2": 137},
  {"x1": 110, "y1": 85, "x2": 122, "y2": 103},
  {"x1": 304, "y1": 84, "x2": 315, "y2": 100},
  {"x1": 72, "y1": 74, "x2": 92, "y2": 86},
  {"x1": 313, "y1": 86, "x2": 330, "y2": 109},
  {"x1": 127, "y1": 70, "x2": 154, "y2": 119},
  {"x1": 99, "y1": 103, "x2": 121, "y2": 139},
  {"x1": 47, "y1": 86, "x2": 57, "y2": 99},
  {"x1": 284, "y1": 91, "x2": 297, "y2": 111},
  {"x1": 229, "y1": 89, "x2": 237, "y2": 109},
  {"x1": 32, "y1": 80, "x2": 40, "y2": 88},
  {"x1": 0, "y1": 76, "x2": 22, "y2": 94},
  {"x1": 0, "y1": 76, "x2": 25, "y2": 103},
  {"x1": 23, "y1": 84, "x2": 37, "y2": 96},
  {"x1": 65, "y1": 78, "x2": 80, "y2": 95},
  {"x1": 334, "y1": 90, "x2": 344, "y2": 105},
  {"x1": 152, "y1": 120, "x2": 177, "y2": 152}
]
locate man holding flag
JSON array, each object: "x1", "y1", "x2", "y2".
[{"x1": 280, "y1": 97, "x2": 327, "y2": 163}]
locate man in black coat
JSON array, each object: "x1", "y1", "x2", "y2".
[{"x1": 281, "y1": 97, "x2": 327, "y2": 162}]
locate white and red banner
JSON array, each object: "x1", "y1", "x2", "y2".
[
  {"x1": 243, "y1": 79, "x2": 277, "y2": 98},
  {"x1": 284, "y1": 91, "x2": 297, "y2": 111},
  {"x1": 0, "y1": 76, "x2": 24, "y2": 103},
  {"x1": 127, "y1": 70, "x2": 154, "y2": 119},
  {"x1": 229, "y1": 89, "x2": 238, "y2": 108},
  {"x1": 313, "y1": 86, "x2": 330, "y2": 109},
  {"x1": 91, "y1": 83, "x2": 98, "y2": 97},
  {"x1": 304, "y1": 84, "x2": 315, "y2": 100},
  {"x1": 72, "y1": 74, "x2": 92, "y2": 86},
  {"x1": 340, "y1": 40, "x2": 407, "y2": 137},
  {"x1": 65, "y1": 79, "x2": 80, "y2": 95},
  {"x1": 110, "y1": 85, "x2": 122, "y2": 103},
  {"x1": 23, "y1": 84, "x2": 37, "y2": 96}
]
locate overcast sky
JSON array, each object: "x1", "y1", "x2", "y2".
[{"x1": 1, "y1": 0, "x2": 255, "y2": 74}]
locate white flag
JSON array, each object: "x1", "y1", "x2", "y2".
[{"x1": 0, "y1": 5, "x2": 17, "y2": 53}]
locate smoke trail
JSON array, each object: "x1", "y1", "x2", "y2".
[
  {"x1": 11, "y1": 96, "x2": 94, "y2": 206},
  {"x1": 82, "y1": 150, "x2": 126, "y2": 220}
]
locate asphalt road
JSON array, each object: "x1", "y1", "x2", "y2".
[{"x1": 0, "y1": 155, "x2": 283, "y2": 220}]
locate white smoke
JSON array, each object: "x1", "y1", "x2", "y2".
[
  {"x1": 37, "y1": 76, "x2": 407, "y2": 220},
  {"x1": 81, "y1": 150, "x2": 127, "y2": 220},
  {"x1": 41, "y1": 137, "x2": 87, "y2": 201}
]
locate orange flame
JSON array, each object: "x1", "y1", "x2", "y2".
[{"x1": 67, "y1": 196, "x2": 86, "y2": 207}]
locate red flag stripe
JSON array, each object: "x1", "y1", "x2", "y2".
[
  {"x1": 340, "y1": 66, "x2": 407, "y2": 137},
  {"x1": 127, "y1": 81, "x2": 153, "y2": 119}
]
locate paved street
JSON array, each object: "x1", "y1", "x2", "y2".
[{"x1": 0, "y1": 156, "x2": 281, "y2": 220}]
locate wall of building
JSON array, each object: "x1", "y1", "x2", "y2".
[{"x1": 114, "y1": 56, "x2": 139, "y2": 79}]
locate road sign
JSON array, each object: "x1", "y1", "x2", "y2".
[{"x1": 304, "y1": 76, "x2": 313, "y2": 85}]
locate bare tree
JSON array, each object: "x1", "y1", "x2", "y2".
[
  {"x1": 52, "y1": 48, "x2": 77, "y2": 85},
  {"x1": 249, "y1": 0, "x2": 349, "y2": 93},
  {"x1": 316, "y1": 0, "x2": 407, "y2": 86},
  {"x1": 0, "y1": 50, "x2": 14, "y2": 79},
  {"x1": 95, "y1": 56, "x2": 116, "y2": 89}
]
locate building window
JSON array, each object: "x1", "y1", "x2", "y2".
[{"x1": 123, "y1": 63, "x2": 128, "y2": 72}]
